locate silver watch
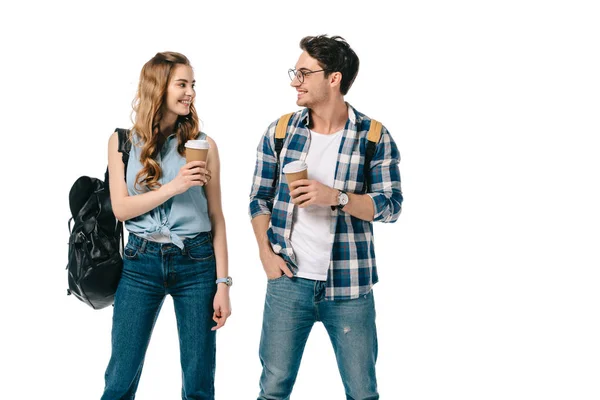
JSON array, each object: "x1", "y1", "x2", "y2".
[
  {"x1": 337, "y1": 190, "x2": 349, "y2": 209},
  {"x1": 215, "y1": 276, "x2": 233, "y2": 286}
]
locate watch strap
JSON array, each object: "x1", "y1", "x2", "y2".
[{"x1": 215, "y1": 277, "x2": 232, "y2": 286}]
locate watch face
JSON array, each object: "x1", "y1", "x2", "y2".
[{"x1": 339, "y1": 192, "x2": 349, "y2": 206}]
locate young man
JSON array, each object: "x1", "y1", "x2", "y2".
[{"x1": 249, "y1": 35, "x2": 402, "y2": 399}]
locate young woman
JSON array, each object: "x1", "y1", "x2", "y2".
[{"x1": 102, "y1": 51, "x2": 231, "y2": 399}]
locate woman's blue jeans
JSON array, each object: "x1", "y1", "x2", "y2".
[
  {"x1": 258, "y1": 276, "x2": 379, "y2": 400},
  {"x1": 101, "y1": 232, "x2": 217, "y2": 400}
]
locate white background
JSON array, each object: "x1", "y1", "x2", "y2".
[{"x1": 1, "y1": 0, "x2": 599, "y2": 399}]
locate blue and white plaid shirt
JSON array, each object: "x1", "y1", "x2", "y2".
[{"x1": 249, "y1": 104, "x2": 402, "y2": 300}]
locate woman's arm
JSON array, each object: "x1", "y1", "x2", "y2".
[
  {"x1": 107, "y1": 131, "x2": 210, "y2": 221},
  {"x1": 203, "y1": 135, "x2": 232, "y2": 330}
]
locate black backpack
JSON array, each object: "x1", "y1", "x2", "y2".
[{"x1": 66, "y1": 128, "x2": 131, "y2": 309}]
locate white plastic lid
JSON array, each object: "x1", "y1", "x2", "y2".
[
  {"x1": 282, "y1": 160, "x2": 308, "y2": 173},
  {"x1": 185, "y1": 140, "x2": 210, "y2": 149}
]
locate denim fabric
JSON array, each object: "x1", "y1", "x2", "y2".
[
  {"x1": 101, "y1": 232, "x2": 217, "y2": 400},
  {"x1": 258, "y1": 277, "x2": 378, "y2": 400}
]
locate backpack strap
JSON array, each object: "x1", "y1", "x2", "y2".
[
  {"x1": 115, "y1": 128, "x2": 132, "y2": 179},
  {"x1": 104, "y1": 128, "x2": 131, "y2": 184},
  {"x1": 364, "y1": 119, "x2": 383, "y2": 192},
  {"x1": 272, "y1": 113, "x2": 294, "y2": 188},
  {"x1": 111, "y1": 128, "x2": 131, "y2": 254},
  {"x1": 104, "y1": 128, "x2": 132, "y2": 187}
]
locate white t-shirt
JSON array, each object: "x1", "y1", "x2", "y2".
[{"x1": 290, "y1": 129, "x2": 344, "y2": 281}]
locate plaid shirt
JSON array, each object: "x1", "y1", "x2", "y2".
[{"x1": 249, "y1": 104, "x2": 402, "y2": 300}]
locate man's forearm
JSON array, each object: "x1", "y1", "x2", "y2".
[
  {"x1": 251, "y1": 214, "x2": 273, "y2": 254},
  {"x1": 341, "y1": 192, "x2": 375, "y2": 221}
]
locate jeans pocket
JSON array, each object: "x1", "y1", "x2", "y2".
[
  {"x1": 123, "y1": 243, "x2": 138, "y2": 260},
  {"x1": 187, "y1": 243, "x2": 215, "y2": 262},
  {"x1": 267, "y1": 274, "x2": 287, "y2": 283}
]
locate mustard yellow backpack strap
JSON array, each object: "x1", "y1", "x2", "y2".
[
  {"x1": 367, "y1": 119, "x2": 383, "y2": 143},
  {"x1": 275, "y1": 112, "x2": 294, "y2": 139},
  {"x1": 272, "y1": 113, "x2": 295, "y2": 187},
  {"x1": 364, "y1": 119, "x2": 383, "y2": 193}
]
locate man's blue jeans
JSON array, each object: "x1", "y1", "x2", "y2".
[
  {"x1": 258, "y1": 276, "x2": 378, "y2": 400},
  {"x1": 101, "y1": 232, "x2": 217, "y2": 400}
]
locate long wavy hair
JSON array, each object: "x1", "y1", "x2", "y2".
[{"x1": 131, "y1": 51, "x2": 200, "y2": 190}]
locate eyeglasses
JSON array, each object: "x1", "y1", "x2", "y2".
[{"x1": 288, "y1": 68, "x2": 327, "y2": 83}]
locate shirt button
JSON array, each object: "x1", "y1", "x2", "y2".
[{"x1": 272, "y1": 244, "x2": 282, "y2": 254}]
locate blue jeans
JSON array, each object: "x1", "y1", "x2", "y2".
[
  {"x1": 258, "y1": 277, "x2": 378, "y2": 400},
  {"x1": 101, "y1": 232, "x2": 217, "y2": 400}
]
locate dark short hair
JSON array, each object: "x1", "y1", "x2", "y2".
[{"x1": 299, "y1": 35, "x2": 360, "y2": 95}]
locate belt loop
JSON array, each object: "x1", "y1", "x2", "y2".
[
  {"x1": 140, "y1": 238, "x2": 147, "y2": 254},
  {"x1": 181, "y1": 236, "x2": 189, "y2": 255}
]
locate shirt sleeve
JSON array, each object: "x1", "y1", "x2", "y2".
[
  {"x1": 366, "y1": 125, "x2": 403, "y2": 223},
  {"x1": 249, "y1": 121, "x2": 279, "y2": 219}
]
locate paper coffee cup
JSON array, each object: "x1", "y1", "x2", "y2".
[
  {"x1": 185, "y1": 140, "x2": 210, "y2": 163},
  {"x1": 282, "y1": 160, "x2": 308, "y2": 184}
]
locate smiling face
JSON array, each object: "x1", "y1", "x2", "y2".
[
  {"x1": 290, "y1": 51, "x2": 331, "y2": 108},
  {"x1": 163, "y1": 64, "x2": 195, "y2": 121}
]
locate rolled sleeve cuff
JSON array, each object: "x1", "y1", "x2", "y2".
[
  {"x1": 367, "y1": 192, "x2": 401, "y2": 223},
  {"x1": 249, "y1": 199, "x2": 273, "y2": 220}
]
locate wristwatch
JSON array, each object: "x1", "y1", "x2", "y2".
[
  {"x1": 215, "y1": 276, "x2": 233, "y2": 287},
  {"x1": 336, "y1": 190, "x2": 349, "y2": 209}
]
